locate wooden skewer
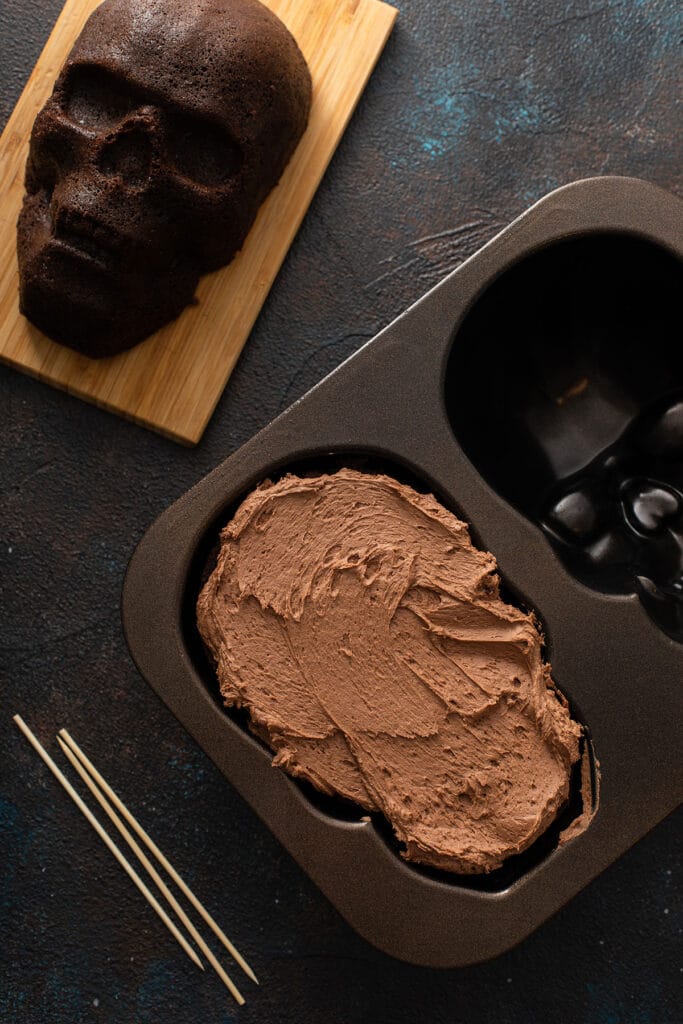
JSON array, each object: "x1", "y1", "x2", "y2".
[
  {"x1": 57, "y1": 737, "x2": 245, "y2": 1007},
  {"x1": 12, "y1": 715, "x2": 204, "y2": 972},
  {"x1": 58, "y1": 727, "x2": 257, "y2": 986}
]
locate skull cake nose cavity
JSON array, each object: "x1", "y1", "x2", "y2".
[
  {"x1": 98, "y1": 126, "x2": 153, "y2": 186},
  {"x1": 620, "y1": 480, "x2": 681, "y2": 535}
]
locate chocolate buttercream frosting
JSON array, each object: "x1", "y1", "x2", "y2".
[{"x1": 197, "y1": 469, "x2": 583, "y2": 874}]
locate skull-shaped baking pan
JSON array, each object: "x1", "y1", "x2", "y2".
[
  {"x1": 123, "y1": 178, "x2": 683, "y2": 967},
  {"x1": 17, "y1": 0, "x2": 311, "y2": 357}
]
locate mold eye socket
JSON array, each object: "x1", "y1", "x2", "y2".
[
  {"x1": 63, "y1": 64, "x2": 140, "y2": 131},
  {"x1": 167, "y1": 115, "x2": 243, "y2": 187}
]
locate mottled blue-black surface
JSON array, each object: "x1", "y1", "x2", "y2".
[{"x1": 1, "y1": 0, "x2": 681, "y2": 1021}]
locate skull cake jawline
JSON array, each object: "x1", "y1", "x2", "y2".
[{"x1": 17, "y1": 0, "x2": 312, "y2": 358}]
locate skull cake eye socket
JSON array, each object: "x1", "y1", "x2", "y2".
[
  {"x1": 63, "y1": 64, "x2": 141, "y2": 131},
  {"x1": 167, "y1": 115, "x2": 243, "y2": 188}
]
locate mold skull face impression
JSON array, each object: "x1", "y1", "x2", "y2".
[
  {"x1": 447, "y1": 234, "x2": 683, "y2": 644},
  {"x1": 544, "y1": 396, "x2": 683, "y2": 640},
  {"x1": 17, "y1": 0, "x2": 311, "y2": 357}
]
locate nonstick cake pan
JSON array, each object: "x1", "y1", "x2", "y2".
[{"x1": 123, "y1": 176, "x2": 683, "y2": 968}]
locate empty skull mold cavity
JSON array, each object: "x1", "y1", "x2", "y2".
[{"x1": 446, "y1": 233, "x2": 683, "y2": 641}]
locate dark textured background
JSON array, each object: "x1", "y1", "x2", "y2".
[{"x1": 1, "y1": 1, "x2": 682, "y2": 1021}]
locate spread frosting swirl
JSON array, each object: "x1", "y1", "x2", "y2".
[{"x1": 197, "y1": 469, "x2": 582, "y2": 874}]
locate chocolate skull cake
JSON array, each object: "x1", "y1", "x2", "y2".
[
  {"x1": 17, "y1": 0, "x2": 312, "y2": 357},
  {"x1": 197, "y1": 469, "x2": 585, "y2": 875}
]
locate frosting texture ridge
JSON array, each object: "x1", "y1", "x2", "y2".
[{"x1": 197, "y1": 469, "x2": 583, "y2": 874}]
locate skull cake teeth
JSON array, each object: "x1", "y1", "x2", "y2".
[{"x1": 17, "y1": 0, "x2": 312, "y2": 357}]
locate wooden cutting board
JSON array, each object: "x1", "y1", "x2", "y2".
[{"x1": 0, "y1": 0, "x2": 396, "y2": 444}]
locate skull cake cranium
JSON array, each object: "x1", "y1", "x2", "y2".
[{"x1": 17, "y1": 0, "x2": 312, "y2": 357}]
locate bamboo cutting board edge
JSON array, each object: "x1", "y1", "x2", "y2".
[{"x1": 0, "y1": 0, "x2": 398, "y2": 444}]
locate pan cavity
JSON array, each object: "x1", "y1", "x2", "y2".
[
  {"x1": 445, "y1": 233, "x2": 683, "y2": 641},
  {"x1": 183, "y1": 452, "x2": 596, "y2": 890}
]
